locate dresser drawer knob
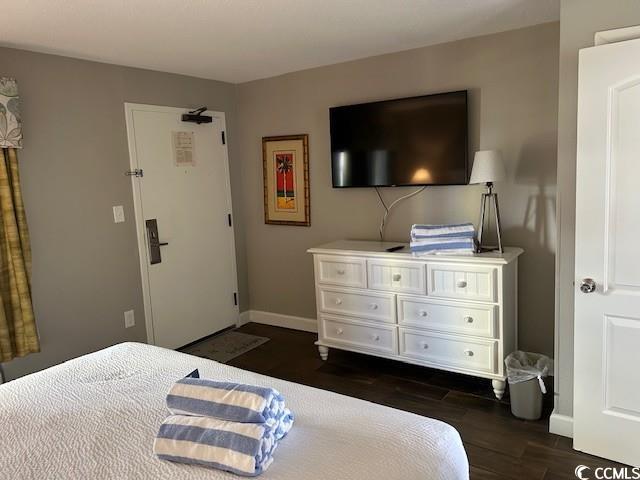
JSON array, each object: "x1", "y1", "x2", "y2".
[
  {"x1": 456, "y1": 280, "x2": 467, "y2": 288},
  {"x1": 369, "y1": 303, "x2": 379, "y2": 310},
  {"x1": 421, "y1": 342, "x2": 429, "y2": 349},
  {"x1": 419, "y1": 310, "x2": 428, "y2": 317},
  {"x1": 337, "y1": 269, "x2": 346, "y2": 275},
  {"x1": 372, "y1": 334, "x2": 380, "y2": 341},
  {"x1": 392, "y1": 273, "x2": 402, "y2": 282},
  {"x1": 465, "y1": 316, "x2": 474, "y2": 323},
  {"x1": 336, "y1": 328, "x2": 344, "y2": 335},
  {"x1": 334, "y1": 298, "x2": 343, "y2": 305},
  {"x1": 463, "y1": 349, "x2": 474, "y2": 357}
]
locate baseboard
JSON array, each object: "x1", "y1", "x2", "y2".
[
  {"x1": 549, "y1": 410, "x2": 574, "y2": 438},
  {"x1": 238, "y1": 311, "x2": 251, "y2": 326},
  {"x1": 237, "y1": 309, "x2": 317, "y2": 333}
]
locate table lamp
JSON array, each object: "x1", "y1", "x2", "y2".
[{"x1": 470, "y1": 150, "x2": 506, "y2": 253}]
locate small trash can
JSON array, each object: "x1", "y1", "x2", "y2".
[{"x1": 505, "y1": 351, "x2": 553, "y2": 420}]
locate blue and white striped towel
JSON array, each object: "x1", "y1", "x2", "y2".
[
  {"x1": 411, "y1": 223, "x2": 475, "y2": 239},
  {"x1": 410, "y1": 237, "x2": 476, "y2": 255},
  {"x1": 167, "y1": 378, "x2": 293, "y2": 438},
  {"x1": 154, "y1": 414, "x2": 289, "y2": 477}
]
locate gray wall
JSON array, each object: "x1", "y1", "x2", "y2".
[
  {"x1": 1, "y1": 21, "x2": 561, "y2": 382},
  {"x1": 237, "y1": 23, "x2": 559, "y2": 356},
  {"x1": 0, "y1": 47, "x2": 247, "y2": 380},
  {"x1": 554, "y1": 0, "x2": 640, "y2": 419}
]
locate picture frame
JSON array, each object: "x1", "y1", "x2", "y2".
[{"x1": 262, "y1": 134, "x2": 310, "y2": 226}]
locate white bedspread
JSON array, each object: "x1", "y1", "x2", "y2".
[{"x1": 0, "y1": 342, "x2": 468, "y2": 479}]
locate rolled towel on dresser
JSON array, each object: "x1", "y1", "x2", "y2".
[
  {"x1": 411, "y1": 222, "x2": 475, "y2": 239},
  {"x1": 410, "y1": 237, "x2": 476, "y2": 255},
  {"x1": 410, "y1": 236, "x2": 476, "y2": 249}
]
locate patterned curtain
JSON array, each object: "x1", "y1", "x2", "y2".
[
  {"x1": 0, "y1": 77, "x2": 22, "y2": 149},
  {"x1": 0, "y1": 78, "x2": 38, "y2": 365}
]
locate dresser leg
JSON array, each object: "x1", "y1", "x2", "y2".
[
  {"x1": 492, "y1": 379, "x2": 506, "y2": 400},
  {"x1": 318, "y1": 345, "x2": 329, "y2": 361}
]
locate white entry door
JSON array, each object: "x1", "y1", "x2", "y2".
[
  {"x1": 574, "y1": 38, "x2": 640, "y2": 465},
  {"x1": 125, "y1": 104, "x2": 238, "y2": 349}
]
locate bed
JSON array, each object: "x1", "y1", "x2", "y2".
[{"x1": 0, "y1": 342, "x2": 469, "y2": 479}]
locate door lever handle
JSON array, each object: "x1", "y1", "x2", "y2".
[{"x1": 145, "y1": 219, "x2": 168, "y2": 264}]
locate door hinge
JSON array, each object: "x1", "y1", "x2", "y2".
[
  {"x1": 227, "y1": 213, "x2": 232, "y2": 227},
  {"x1": 233, "y1": 292, "x2": 238, "y2": 306},
  {"x1": 221, "y1": 131, "x2": 226, "y2": 145},
  {"x1": 125, "y1": 168, "x2": 144, "y2": 178}
]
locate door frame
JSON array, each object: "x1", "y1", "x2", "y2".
[{"x1": 124, "y1": 103, "x2": 239, "y2": 345}]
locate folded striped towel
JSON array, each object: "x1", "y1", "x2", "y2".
[
  {"x1": 154, "y1": 414, "x2": 288, "y2": 477},
  {"x1": 410, "y1": 237, "x2": 476, "y2": 255},
  {"x1": 411, "y1": 222, "x2": 475, "y2": 239},
  {"x1": 167, "y1": 378, "x2": 293, "y2": 439}
]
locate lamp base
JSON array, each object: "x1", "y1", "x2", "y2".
[
  {"x1": 477, "y1": 246, "x2": 502, "y2": 253},
  {"x1": 477, "y1": 186, "x2": 503, "y2": 254}
]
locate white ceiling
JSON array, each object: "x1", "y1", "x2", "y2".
[{"x1": 0, "y1": 0, "x2": 559, "y2": 84}]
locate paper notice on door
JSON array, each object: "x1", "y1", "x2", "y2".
[{"x1": 172, "y1": 131, "x2": 196, "y2": 166}]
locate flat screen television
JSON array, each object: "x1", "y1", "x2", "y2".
[{"x1": 330, "y1": 90, "x2": 468, "y2": 187}]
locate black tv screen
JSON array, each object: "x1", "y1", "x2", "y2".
[{"x1": 330, "y1": 91, "x2": 468, "y2": 187}]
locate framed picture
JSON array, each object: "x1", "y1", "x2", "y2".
[{"x1": 262, "y1": 134, "x2": 310, "y2": 226}]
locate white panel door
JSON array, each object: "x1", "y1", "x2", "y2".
[
  {"x1": 125, "y1": 104, "x2": 238, "y2": 349},
  {"x1": 574, "y1": 38, "x2": 640, "y2": 466}
]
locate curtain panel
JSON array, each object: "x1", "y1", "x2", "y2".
[
  {"x1": 0, "y1": 147, "x2": 38, "y2": 362},
  {"x1": 0, "y1": 77, "x2": 38, "y2": 369}
]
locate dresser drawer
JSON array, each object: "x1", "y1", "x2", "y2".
[
  {"x1": 320, "y1": 315, "x2": 397, "y2": 355},
  {"x1": 427, "y1": 263, "x2": 497, "y2": 302},
  {"x1": 367, "y1": 259, "x2": 426, "y2": 295},
  {"x1": 398, "y1": 296, "x2": 497, "y2": 338},
  {"x1": 318, "y1": 287, "x2": 395, "y2": 324},
  {"x1": 315, "y1": 255, "x2": 367, "y2": 288},
  {"x1": 399, "y1": 329, "x2": 497, "y2": 374}
]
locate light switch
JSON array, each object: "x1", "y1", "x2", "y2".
[
  {"x1": 113, "y1": 205, "x2": 125, "y2": 223},
  {"x1": 124, "y1": 310, "x2": 135, "y2": 328}
]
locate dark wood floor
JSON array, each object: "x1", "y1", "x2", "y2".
[{"x1": 228, "y1": 323, "x2": 623, "y2": 480}]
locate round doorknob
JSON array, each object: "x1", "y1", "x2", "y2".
[
  {"x1": 456, "y1": 280, "x2": 467, "y2": 288},
  {"x1": 421, "y1": 342, "x2": 429, "y2": 349},
  {"x1": 580, "y1": 278, "x2": 596, "y2": 294},
  {"x1": 369, "y1": 303, "x2": 379, "y2": 310},
  {"x1": 335, "y1": 298, "x2": 343, "y2": 305},
  {"x1": 392, "y1": 273, "x2": 402, "y2": 282},
  {"x1": 336, "y1": 328, "x2": 344, "y2": 335},
  {"x1": 372, "y1": 334, "x2": 380, "y2": 341},
  {"x1": 419, "y1": 310, "x2": 428, "y2": 317},
  {"x1": 337, "y1": 269, "x2": 345, "y2": 275},
  {"x1": 464, "y1": 349, "x2": 474, "y2": 357},
  {"x1": 464, "y1": 316, "x2": 474, "y2": 323}
]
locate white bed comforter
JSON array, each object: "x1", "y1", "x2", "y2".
[{"x1": 0, "y1": 342, "x2": 468, "y2": 480}]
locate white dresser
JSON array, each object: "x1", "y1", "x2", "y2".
[{"x1": 307, "y1": 240, "x2": 523, "y2": 399}]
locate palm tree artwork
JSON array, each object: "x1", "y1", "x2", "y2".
[{"x1": 275, "y1": 153, "x2": 295, "y2": 210}]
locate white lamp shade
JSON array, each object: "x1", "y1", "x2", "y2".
[{"x1": 469, "y1": 150, "x2": 506, "y2": 184}]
